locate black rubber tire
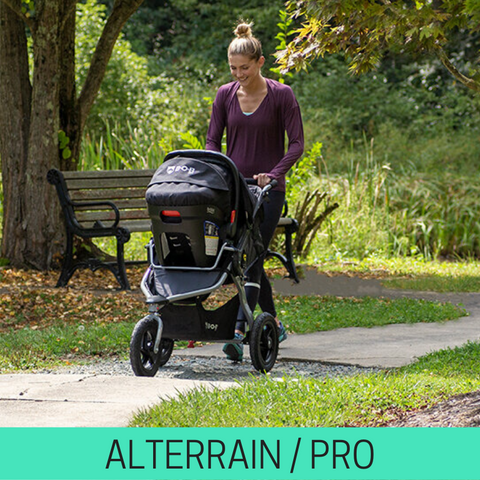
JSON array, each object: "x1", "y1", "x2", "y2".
[
  {"x1": 130, "y1": 317, "x2": 174, "y2": 377},
  {"x1": 250, "y1": 312, "x2": 279, "y2": 373}
]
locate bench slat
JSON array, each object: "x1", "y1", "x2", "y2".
[
  {"x1": 76, "y1": 219, "x2": 152, "y2": 232},
  {"x1": 121, "y1": 220, "x2": 152, "y2": 233},
  {"x1": 76, "y1": 210, "x2": 150, "y2": 223},
  {"x1": 277, "y1": 217, "x2": 295, "y2": 226},
  {"x1": 62, "y1": 169, "x2": 156, "y2": 180},
  {"x1": 65, "y1": 177, "x2": 152, "y2": 190},
  {"x1": 70, "y1": 188, "x2": 147, "y2": 202},
  {"x1": 73, "y1": 198, "x2": 147, "y2": 211}
]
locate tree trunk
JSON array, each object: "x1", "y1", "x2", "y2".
[
  {"x1": 0, "y1": 0, "x2": 32, "y2": 264},
  {"x1": 59, "y1": 0, "x2": 80, "y2": 171},
  {"x1": 76, "y1": 0, "x2": 145, "y2": 137},
  {"x1": 21, "y1": 0, "x2": 63, "y2": 269}
]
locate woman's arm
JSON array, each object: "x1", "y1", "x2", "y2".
[{"x1": 268, "y1": 96, "x2": 304, "y2": 181}]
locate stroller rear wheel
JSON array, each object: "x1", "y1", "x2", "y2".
[
  {"x1": 250, "y1": 312, "x2": 279, "y2": 373},
  {"x1": 130, "y1": 317, "x2": 174, "y2": 376}
]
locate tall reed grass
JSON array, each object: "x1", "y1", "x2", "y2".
[
  {"x1": 305, "y1": 140, "x2": 393, "y2": 260},
  {"x1": 80, "y1": 120, "x2": 206, "y2": 172},
  {"x1": 301, "y1": 139, "x2": 480, "y2": 262},
  {"x1": 388, "y1": 167, "x2": 480, "y2": 259},
  {"x1": 80, "y1": 121, "x2": 167, "y2": 171}
]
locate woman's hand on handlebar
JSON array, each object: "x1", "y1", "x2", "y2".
[{"x1": 253, "y1": 173, "x2": 272, "y2": 188}]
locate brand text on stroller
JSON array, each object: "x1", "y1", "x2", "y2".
[
  {"x1": 167, "y1": 165, "x2": 196, "y2": 175},
  {"x1": 205, "y1": 322, "x2": 219, "y2": 331}
]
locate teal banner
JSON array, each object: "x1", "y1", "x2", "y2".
[{"x1": 0, "y1": 427, "x2": 478, "y2": 479}]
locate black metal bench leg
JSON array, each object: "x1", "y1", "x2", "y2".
[
  {"x1": 283, "y1": 225, "x2": 300, "y2": 283},
  {"x1": 115, "y1": 228, "x2": 131, "y2": 290},
  {"x1": 266, "y1": 223, "x2": 300, "y2": 283},
  {"x1": 56, "y1": 231, "x2": 76, "y2": 287}
]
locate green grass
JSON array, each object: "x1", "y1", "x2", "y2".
[
  {"x1": 275, "y1": 295, "x2": 466, "y2": 334},
  {"x1": 312, "y1": 256, "x2": 480, "y2": 292},
  {"x1": 130, "y1": 341, "x2": 480, "y2": 428},
  {"x1": 400, "y1": 340, "x2": 480, "y2": 378},
  {"x1": 0, "y1": 322, "x2": 135, "y2": 371},
  {"x1": 382, "y1": 275, "x2": 480, "y2": 292}
]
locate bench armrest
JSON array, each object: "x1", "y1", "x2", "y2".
[{"x1": 69, "y1": 200, "x2": 121, "y2": 230}]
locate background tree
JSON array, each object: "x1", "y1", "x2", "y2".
[
  {"x1": 276, "y1": 0, "x2": 480, "y2": 93},
  {"x1": 0, "y1": 0, "x2": 143, "y2": 269}
]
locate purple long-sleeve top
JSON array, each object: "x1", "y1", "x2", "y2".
[{"x1": 206, "y1": 77, "x2": 304, "y2": 192}]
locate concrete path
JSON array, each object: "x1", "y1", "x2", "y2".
[
  {"x1": 2, "y1": 270, "x2": 480, "y2": 427},
  {"x1": 0, "y1": 374, "x2": 234, "y2": 427}
]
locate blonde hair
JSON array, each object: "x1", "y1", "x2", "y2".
[{"x1": 228, "y1": 22, "x2": 263, "y2": 61}]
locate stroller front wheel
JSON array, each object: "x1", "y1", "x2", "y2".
[
  {"x1": 130, "y1": 317, "x2": 174, "y2": 376},
  {"x1": 250, "y1": 312, "x2": 279, "y2": 373}
]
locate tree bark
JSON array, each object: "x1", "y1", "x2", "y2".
[
  {"x1": 0, "y1": 0, "x2": 32, "y2": 264},
  {"x1": 59, "y1": 0, "x2": 79, "y2": 171},
  {"x1": 22, "y1": 0, "x2": 63, "y2": 269}
]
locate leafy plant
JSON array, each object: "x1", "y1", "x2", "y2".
[{"x1": 269, "y1": 9, "x2": 294, "y2": 83}]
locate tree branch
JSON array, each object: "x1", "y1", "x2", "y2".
[
  {"x1": 435, "y1": 46, "x2": 480, "y2": 93},
  {"x1": 76, "y1": 0, "x2": 144, "y2": 132},
  {"x1": 0, "y1": 0, "x2": 34, "y2": 31}
]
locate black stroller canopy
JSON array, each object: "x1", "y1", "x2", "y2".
[
  {"x1": 148, "y1": 157, "x2": 232, "y2": 193},
  {"x1": 146, "y1": 157, "x2": 233, "y2": 208}
]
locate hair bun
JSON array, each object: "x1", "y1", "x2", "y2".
[{"x1": 234, "y1": 22, "x2": 253, "y2": 38}]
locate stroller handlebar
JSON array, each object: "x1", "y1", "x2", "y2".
[
  {"x1": 246, "y1": 178, "x2": 278, "y2": 220},
  {"x1": 246, "y1": 178, "x2": 278, "y2": 190}
]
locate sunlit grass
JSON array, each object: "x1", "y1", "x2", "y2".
[
  {"x1": 310, "y1": 256, "x2": 480, "y2": 292},
  {"x1": 129, "y1": 342, "x2": 480, "y2": 427},
  {"x1": 275, "y1": 295, "x2": 466, "y2": 334}
]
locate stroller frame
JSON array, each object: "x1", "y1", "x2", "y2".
[{"x1": 130, "y1": 150, "x2": 279, "y2": 375}]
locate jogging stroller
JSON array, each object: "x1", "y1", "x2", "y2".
[{"x1": 129, "y1": 150, "x2": 279, "y2": 375}]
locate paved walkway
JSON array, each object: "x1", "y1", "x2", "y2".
[{"x1": 2, "y1": 271, "x2": 480, "y2": 427}]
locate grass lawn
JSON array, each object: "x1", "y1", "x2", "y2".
[
  {"x1": 308, "y1": 256, "x2": 480, "y2": 292},
  {"x1": 275, "y1": 295, "x2": 465, "y2": 334},
  {"x1": 129, "y1": 341, "x2": 480, "y2": 428}
]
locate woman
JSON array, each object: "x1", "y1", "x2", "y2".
[{"x1": 206, "y1": 22, "x2": 304, "y2": 361}]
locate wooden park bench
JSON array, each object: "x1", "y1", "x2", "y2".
[{"x1": 47, "y1": 168, "x2": 300, "y2": 290}]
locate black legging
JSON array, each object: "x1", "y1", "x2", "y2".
[{"x1": 236, "y1": 190, "x2": 285, "y2": 331}]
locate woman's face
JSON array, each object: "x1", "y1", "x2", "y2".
[{"x1": 228, "y1": 54, "x2": 265, "y2": 87}]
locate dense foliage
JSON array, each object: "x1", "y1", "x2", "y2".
[{"x1": 277, "y1": 0, "x2": 480, "y2": 92}]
